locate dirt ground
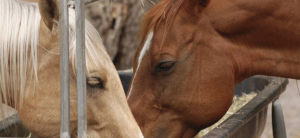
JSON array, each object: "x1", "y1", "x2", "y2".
[{"x1": 261, "y1": 79, "x2": 300, "y2": 138}]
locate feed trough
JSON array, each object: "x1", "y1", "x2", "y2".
[{"x1": 0, "y1": 72, "x2": 288, "y2": 138}]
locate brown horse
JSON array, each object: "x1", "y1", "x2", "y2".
[
  {"x1": 127, "y1": 0, "x2": 300, "y2": 137},
  {"x1": 0, "y1": 0, "x2": 142, "y2": 137}
]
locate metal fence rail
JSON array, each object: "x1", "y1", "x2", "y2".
[
  {"x1": 59, "y1": 0, "x2": 70, "y2": 137},
  {"x1": 75, "y1": 0, "x2": 87, "y2": 137},
  {"x1": 60, "y1": 0, "x2": 92, "y2": 138}
]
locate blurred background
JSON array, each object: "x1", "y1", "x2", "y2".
[{"x1": 85, "y1": 0, "x2": 160, "y2": 70}]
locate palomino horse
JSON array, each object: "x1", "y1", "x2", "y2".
[
  {"x1": 127, "y1": 0, "x2": 300, "y2": 137},
  {"x1": 0, "y1": 0, "x2": 143, "y2": 137}
]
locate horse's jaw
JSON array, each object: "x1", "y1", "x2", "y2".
[
  {"x1": 128, "y1": 96, "x2": 199, "y2": 138},
  {"x1": 135, "y1": 112, "x2": 199, "y2": 138}
]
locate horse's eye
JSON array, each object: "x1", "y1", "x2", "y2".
[
  {"x1": 199, "y1": 0, "x2": 209, "y2": 6},
  {"x1": 87, "y1": 77, "x2": 105, "y2": 89},
  {"x1": 155, "y1": 61, "x2": 176, "y2": 72}
]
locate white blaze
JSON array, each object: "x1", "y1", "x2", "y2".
[
  {"x1": 139, "y1": 128, "x2": 144, "y2": 138},
  {"x1": 127, "y1": 32, "x2": 154, "y2": 99}
]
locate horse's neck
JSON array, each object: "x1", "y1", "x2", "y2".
[
  {"x1": 232, "y1": 42, "x2": 300, "y2": 83},
  {"x1": 210, "y1": 0, "x2": 300, "y2": 82}
]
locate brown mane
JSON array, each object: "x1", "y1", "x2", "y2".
[{"x1": 139, "y1": 0, "x2": 185, "y2": 47}]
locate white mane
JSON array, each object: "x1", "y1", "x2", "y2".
[
  {"x1": 0, "y1": 0, "x2": 40, "y2": 109},
  {"x1": 0, "y1": 0, "x2": 111, "y2": 113}
]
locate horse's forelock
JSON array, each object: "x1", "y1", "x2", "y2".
[
  {"x1": 68, "y1": 8, "x2": 112, "y2": 75},
  {"x1": 139, "y1": 0, "x2": 185, "y2": 50}
]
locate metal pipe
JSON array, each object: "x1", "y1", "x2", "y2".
[
  {"x1": 84, "y1": 0, "x2": 99, "y2": 5},
  {"x1": 76, "y1": 0, "x2": 87, "y2": 137},
  {"x1": 272, "y1": 98, "x2": 287, "y2": 138},
  {"x1": 59, "y1": 0, "x2": 70, "y2": 137}
]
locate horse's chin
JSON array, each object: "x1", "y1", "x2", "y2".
[
  {"x1": 138, "y1": 113, "x2": 199, "y2": 138},
  {"x1": 142, "y1": 123, "x2": 199, "y2": 138}
]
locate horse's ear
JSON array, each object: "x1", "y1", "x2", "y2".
[{"x1": 38, "y1": 0, "x2": 59, "y2": 31}]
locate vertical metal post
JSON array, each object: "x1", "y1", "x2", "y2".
[
  {"x1": 76, "y1": 0, "x2": 87, "y2": 137},
  {"x1": 59, "y1": 0, "x2": 70, "y2": 138},
  {"x1": 272, "y1": 98, "x2": 287, "y2": 138}
]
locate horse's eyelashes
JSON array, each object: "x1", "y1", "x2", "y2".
[
  {"x1": 87, "y1": 77, "x2": 105, "y2": 89},
  {"x1": 199, "y1": 0, "x2": 209, "y2": 6},
  {"x1": 155, "y1": 62, "x2": 176, "y2": 72}
]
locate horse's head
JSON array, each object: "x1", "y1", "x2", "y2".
[
  {"x1": 15, "y1": 0, "x2": 142, "y2": 137},
  {"x1": 128, "y1": 0, "x2": 238, "y2": 137}
]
